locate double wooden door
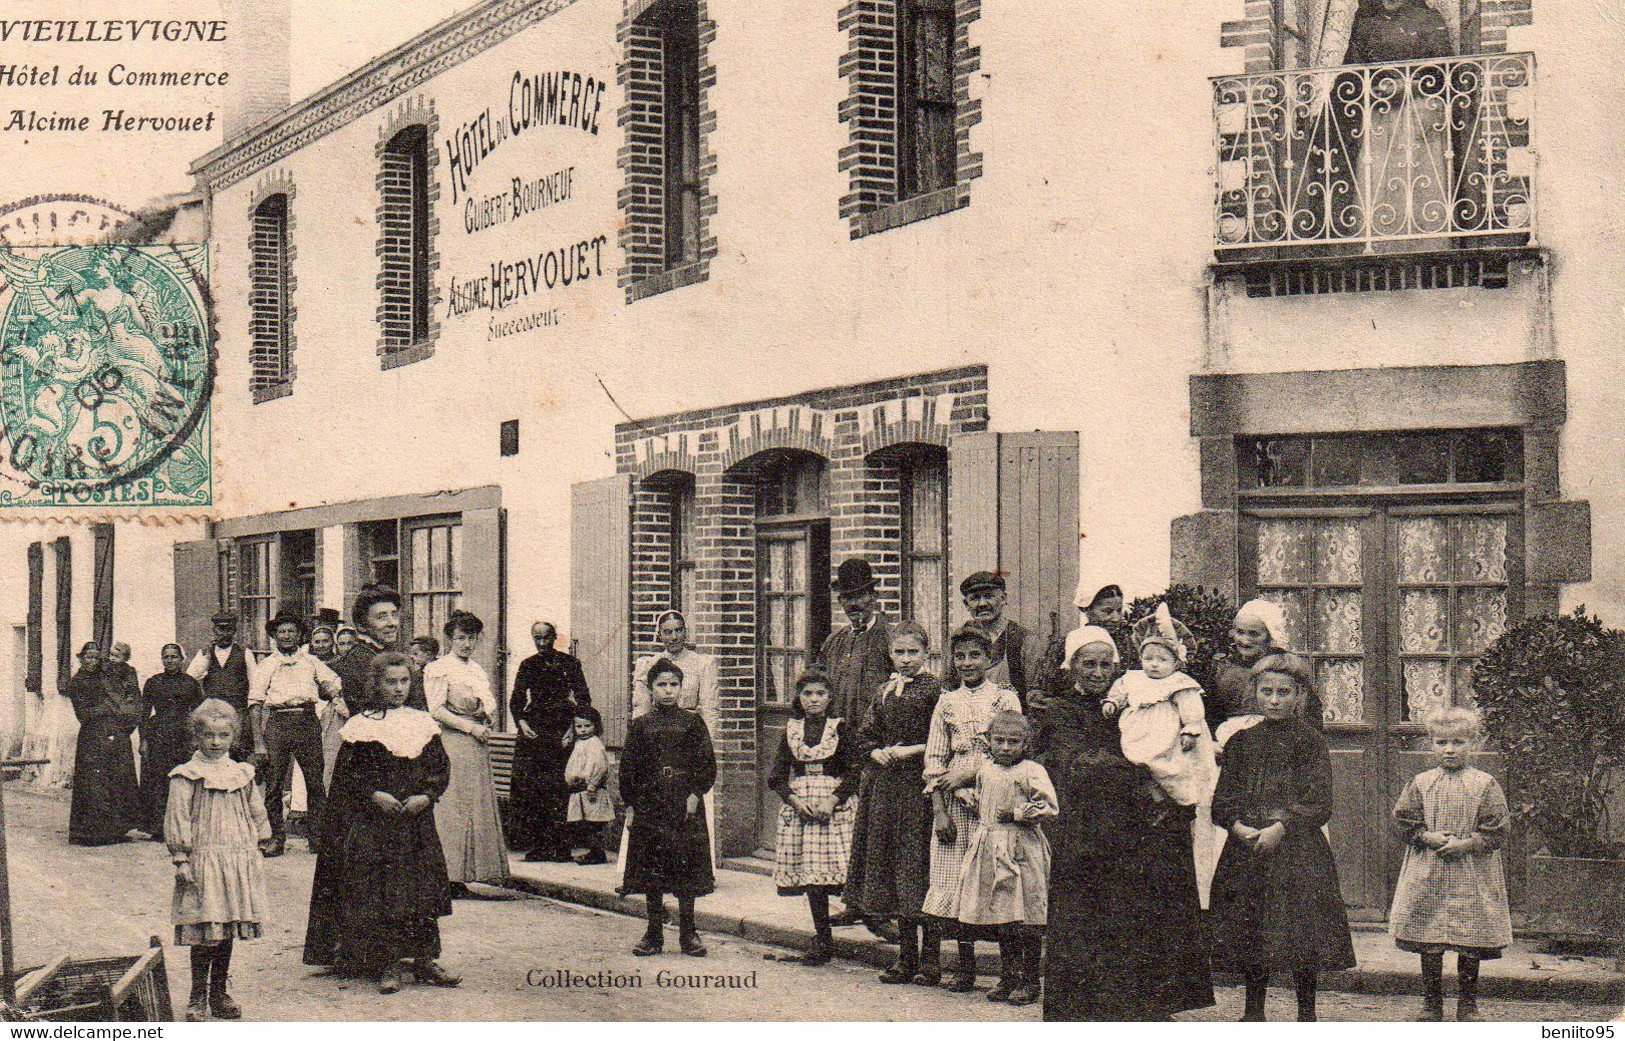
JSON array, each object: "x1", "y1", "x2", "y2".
[{"x1": 1241, "y1": 500, "x2": 1521, "y2": 917}]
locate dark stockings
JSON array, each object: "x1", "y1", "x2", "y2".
[
  {"x1": 188, "y1": 946, "x2": 211, "y2": 1005},
  {"x1": 1422, "y1": 952, "x2": 1445, "y2": 1005},
  {"x1": 643, "y1": 889, "x2": 665, "y2": 940},
  {"x1": 1242, "y1": 967, "x2": 1318, "y2": 1022},
  {"x1": 956, "y1": 940, "x2": 976, "y2": 975},
  {"x1": 807, "y1": 891, "x2": 833, "y2": 950}
]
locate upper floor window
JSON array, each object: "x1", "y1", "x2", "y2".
[
  {"x1": 379, "y1": 124, "x2": 431, "y2": 352},
  {"x1": 249, "y1": 193, "x2": 292, "y2": 400},
  {"x1": 618, "y1": 0, "x2": 713, "y2": 301},
  {"x1": 899, "y1": 0, "x2": 957, "y2": 200},
  {"x1": 838, "y1": 0, "x2": 980, "y2": 238}
]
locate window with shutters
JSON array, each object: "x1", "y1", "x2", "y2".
[
  {"x1": 248, "y1": 192, "x2": 294, "y2": 402},
  {"x1": 403, "y1": 518, "x2": 462, "y2": 641},
  {"x1": 618, "y1": 0, "x2": 716, "y2": 302},
  {"x1": 377, "y1": 122, "x2": 437, "y2": 366},
  {"x1": 238, "y1": 536, "x2": 278, "y2": 653},
  {"x1": 838, "y1": 0, "x2": 981, "y2": 238}
]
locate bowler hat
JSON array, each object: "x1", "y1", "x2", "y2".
[
  {"x1": 831, "y1": 558, "x2": 878, "y2": 595},
  {"x1": 960, "y1": 571, "x2": 1006, "y2": 596},
  {"x1": 266, "y1": 608, "x2": 308, "y2": 639},
  {"x1": 210, "y1": 610, "x2": 238, "y2": 627}
]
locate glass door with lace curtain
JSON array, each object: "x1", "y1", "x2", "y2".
[
  {"x1": 1239, "y1": 429, "x2": 1522, "y2": 916},
  {"x1": 402, "y1": 517, "x2": 463, "y2": 642}
]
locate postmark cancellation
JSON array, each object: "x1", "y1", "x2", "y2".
[{"x1": 0, "y1": 242, "x2": 212, "y2": 511}]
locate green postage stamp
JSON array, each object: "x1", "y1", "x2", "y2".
[{"x1": 0, "y1": 243, "x2": 212, "y2": 510}]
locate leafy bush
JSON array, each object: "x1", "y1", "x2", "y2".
[
  {"x1": 1474, "y1": 608, "x2": 1625, "y2": 859},
  {"x1": 1113, "y1": 584, "x2": 1238, "y2": 695}
]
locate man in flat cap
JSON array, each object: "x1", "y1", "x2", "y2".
[
  {"x1": 187, "y1": 609, "x2": 256, "y2": 758},
  {"x1": 959, "y1": 571, "x2": 1047, "y2": 711}
]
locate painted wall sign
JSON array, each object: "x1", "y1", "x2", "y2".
[{"x1": 442, "y1": 68, "x2": 604, "y2": 205}]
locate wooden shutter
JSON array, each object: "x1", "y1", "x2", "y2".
[
  {"x1": 173, "y1": 538, "x2": 221, "y2": 664},
  {"x1": 571, "y1": 475, "x2": 631, "y2": 747},
  {"x1": 53, "y1": 537, "x2": 71, "y2": 691},
  {"x1": 461, "y1": 506, "x2": 508, "y2": 727},
  {"x1": 947, "y1": 431, "x2": 1081, "y2": 644},
  {"x1": 92, "y1": 523, "x2": 115, "y2": 654},
  {"x1": 26, "y1": 542, "x2": 42, "y2": 692}
]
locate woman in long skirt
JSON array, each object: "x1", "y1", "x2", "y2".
[
  {"x1": 423, "y1": 611, "x2": 508, "y2": 890},
  {"x1": 139, "y1": 643, "x2": 205, "y2": 839},
  {"x1": 66, "y1": 642, "x2": 143, "y2": 846}
]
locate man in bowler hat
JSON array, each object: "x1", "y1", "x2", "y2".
[{"x1": 816, "y1": 558, "x2": 895, "y2": 936}]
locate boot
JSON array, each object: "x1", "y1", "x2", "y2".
[
  {"x1": 186, "y1": 946, "x2": 211, "y2": 1022},
  {"x1": 208, "y1": 940, "x2": 241, "y2": 1019},
  {"x1": 634, "y1": 890, "x2": 665, "y2": 955},
  {"x1": 913, "y1": 922, "x2": 942, "y2": 987},
  {"x1": 881, "y1": 920, "x2": 920, "y2": 983},
  {"x1": 1417, "y1": 952, "x2": 1445, "y2": 1021},
  {"x1": 803, "y1": 893, "x2": 834, "y2": 966},
  {"x1": 379, "y1": 963, "x2": 405, "y2": 994},
  {"x1": 413, "y1": 958, "x2": 463, "y2": 987},
  {"x1": 1294, "y1": 969, "x2": 1318, "y2": 1023},
  {"x1": 1457, "y1": 956, "x2": 1482, "y2": 1022},
  {"x1": 1241, "y1": 969, "x2": 1268, "y2": 1022},
  {"x1": 678, "y1": 895, "x2": 707, "y2": 957},
  {"x1": 986, "y1": 938, "x2": 1017, "y2": 1002},
  {"x1": 1008, "y1": 932, "x2": 1043, "y2": 1006},
  {"x1": 944, "y1": 941, "x2": 977, "y2": 992}
]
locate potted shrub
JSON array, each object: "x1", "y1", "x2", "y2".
[{"x1": 1474, "y1": 608, "x2": 1625, "y2": 942}]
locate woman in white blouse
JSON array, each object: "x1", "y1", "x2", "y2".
[{"x1": 423, "y1": 610, "x2": 508, "y2": 891}]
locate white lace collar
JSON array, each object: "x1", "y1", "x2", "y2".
[
  {"x1": 170, "y1": 753, "x2": 255, "y2": 791},
  {"x1": 341, "y1": 707, "x2": 441, "y2": 757},
  {"x1": 787, "y1": 716, "x2": 842, "y2": 761}
]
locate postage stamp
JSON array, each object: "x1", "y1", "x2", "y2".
[{"x1": 0, "y1": 242, "x2": 212, "y2": 510}]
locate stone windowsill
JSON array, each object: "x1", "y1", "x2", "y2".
[
  {"x1": 850, "y1": 186, "x2": 967, "y2": 240},
  {"x1": 628, "y1": 261, "x2": 708, "y2": 304},
  {"x1": 250, "y1": 381, "x2": 294, "y2": 405},
  {"x1": 379, "y1": 339, "x2": 437, "y2": 371}
]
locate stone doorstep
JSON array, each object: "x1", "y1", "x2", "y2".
[{"x1": 505, "y1": 856, "x2": 1625, "y2": 1005}]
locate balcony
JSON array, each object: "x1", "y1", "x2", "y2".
[{"x1": 1212, "y1": 53, "x2": 1535, "y2": 263}]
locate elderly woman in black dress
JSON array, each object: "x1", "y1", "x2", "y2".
[
  {"x1": 1037, "y1": 626, "x2": 1213, "y2": 1022},
  {"x1": 66, "y1": 642, "x2": 144, "y2": 846}
]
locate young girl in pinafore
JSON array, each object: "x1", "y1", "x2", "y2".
[
  {"x1": 564, "y1": 705, "x2": 614, "y2": 865},
  {"x1": 956, "y1": 711, "x2": 1056, "y2": 1006},
  {"x1": 1208, "y1": 653, "x2": 1355, "y2": 1022},
  {"x1": 922, "y1": 624, "x2": 1023, "y2": 993},
  {"x1": 166, "y1": 698, "x2": 272, "y2": 1021},
  {"x1": 770, "y1": 668, "x2": 861, "y2": 965},
  {"x1": 846, "y1": 621, "x2": 942, "y2": 985},
  {"x1": 1389, "y1": 707, "x2": 1512, "y2": 1022}
]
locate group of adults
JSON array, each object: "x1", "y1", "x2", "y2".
[{"x1": 58, "y1": 584, "x2": 606, "y2": 886}]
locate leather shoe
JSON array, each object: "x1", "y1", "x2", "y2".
[
  {"x1": 827, "y1": 908, "x2": 864, "y2": 927},
  {"x1": 261, "y1": 838, "x2": 285, "y2": 858},
  {"x1": 413, "y1": 959, "x2": 462, "y2": 987}
]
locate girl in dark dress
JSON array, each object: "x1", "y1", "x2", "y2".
[
  {"x1": 303, "y1": 652, "x2": 461, "y2": 994},
  {"x1": 846, "y1": 621, "x2": 942, "y2": 985},
  {"x1": 66, "y1": 642, "x2": 144, "y2": 846},
  {"x1": 1209, "y1": 653, "x2": 1355, "y2": 1022},
  {"x1": 619, "y1": 657, "x2": 717, "y2": 957},
  {"x1": 140, "y1": 643, "x2": 205, "y2": 839},
  {"x1": 1038, "y1": 626, "x2": 1214, "y2": 1022}
]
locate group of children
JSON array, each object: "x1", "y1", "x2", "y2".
[{"x1": 155, "y1": 596, "x2": 1515, "y2": 1022}]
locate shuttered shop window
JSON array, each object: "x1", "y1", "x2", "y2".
[
  {"x1": 249, "y1": 194, "x2": 292, "y2": 393},
  {"x1": 379, "y1": 125, "x2": 431, "y2": 350}
]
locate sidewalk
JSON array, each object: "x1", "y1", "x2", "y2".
[{"x1": 507, "y1": 854, "x2": 1625, "y2": 1004}]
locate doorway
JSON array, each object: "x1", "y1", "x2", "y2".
[
  {"x1": 749, "y1": 450, "x2": 831, "y2": 852},
  {"x1": 1238, "y1": 430, "x2": 1523, "y2": 916}
]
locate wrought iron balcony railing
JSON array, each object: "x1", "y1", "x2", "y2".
[{"x1": 1212, "y1": 53, "x2": 1535, "y2": 257}]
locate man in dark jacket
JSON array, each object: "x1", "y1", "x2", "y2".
[
  {"x1": 960, "y1": 571, "x2": 1048, "y2": 711},
  {"x1": 510, "y1": 621, "x2": 591, "y2": 861}
]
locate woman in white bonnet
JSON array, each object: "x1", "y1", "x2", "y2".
[{"x1": 1208, "y1": 599, "x2": 1324, "y2": 745}]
